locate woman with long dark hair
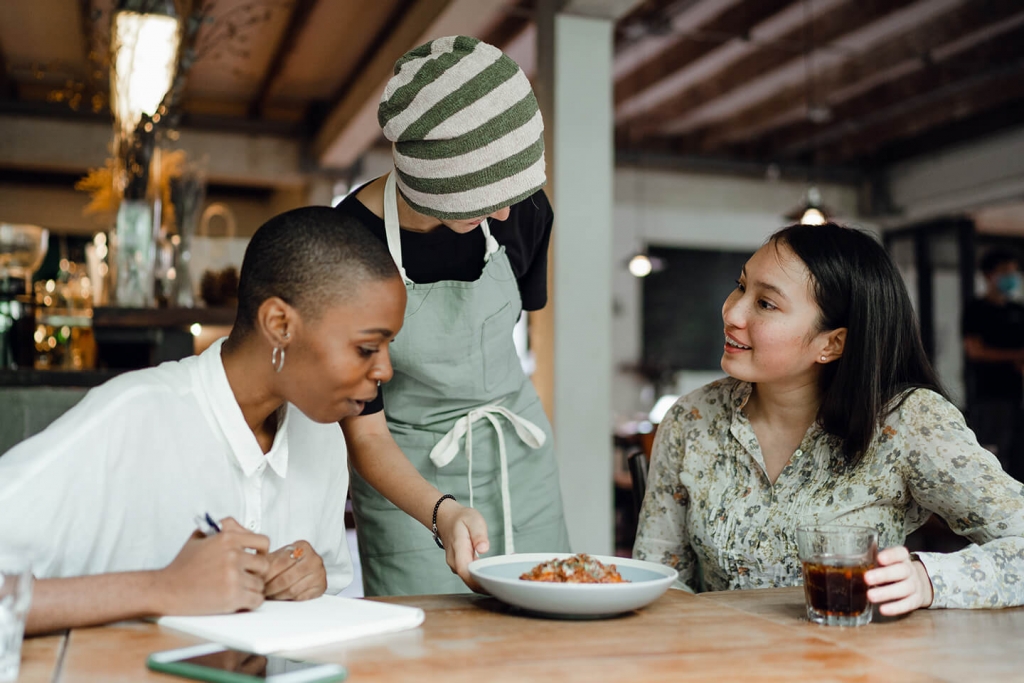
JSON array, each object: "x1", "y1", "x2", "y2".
[{"x1": 635, "y1": 223, "x2": 1024, "y2": 614}]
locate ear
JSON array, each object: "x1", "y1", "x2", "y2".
[
  {"x1": 255, "y1": 297, "x2": 297, "y2": 348},
  {"x1": 820, "y1": 327, "x2": 847, "y2": 363}
]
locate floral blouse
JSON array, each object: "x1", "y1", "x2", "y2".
[{"x1": 633, "y1": 378, "x2": 1024, "y2": 609}]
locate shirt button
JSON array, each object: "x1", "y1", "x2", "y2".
[
  {"x1": 248, "y1": 521, "x2": 257, "y2": 530},
  {"x1": 794, "y1": 449, "x2": 803, "y2": 457}
]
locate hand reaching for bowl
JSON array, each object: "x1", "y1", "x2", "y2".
[{"x1": 434, "y1": 498, "x2": 489, "y2": 593}]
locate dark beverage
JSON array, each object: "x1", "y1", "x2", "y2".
[{"x1": 801, "y1": 556, "x2": 870, "y2": 617}]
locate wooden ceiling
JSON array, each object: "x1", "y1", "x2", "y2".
[
  {"x1": 0, "y1": 0, "x2": 1022, "y2": 180},
  {"x1": 487, "y1": 0, "x2": 1024, "y2": 173}
]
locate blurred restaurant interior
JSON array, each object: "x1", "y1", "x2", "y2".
[{"x1": 2, "y1": 0, "x2": 1024, "y2": 565}]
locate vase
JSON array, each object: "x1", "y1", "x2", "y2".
[
  {"x1": 112, "y1": 199, "x2": 158, "y2": 307},
  {"x1": 168, "y1": 162, "x2": 206, "y2": 307}
]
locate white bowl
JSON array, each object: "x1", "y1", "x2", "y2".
[{"x1": 468, "y1": 552, "x2": 678, "y2": 618}]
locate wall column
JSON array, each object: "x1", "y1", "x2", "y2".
[{"x1": 535, "y1": 2, "x2": 615, "y2": 554}]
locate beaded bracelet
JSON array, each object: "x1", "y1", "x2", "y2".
[{"x1": 432, "y1": 494, "x2": 456, "y2": 549}]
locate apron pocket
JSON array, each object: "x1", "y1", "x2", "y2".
[{"x1": 481, "y1": 301, "x2": 516, "y2": 391}]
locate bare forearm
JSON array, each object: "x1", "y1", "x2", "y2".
[
  {"x1": 27, "y1": 572, "x2": 164, "y2": 635},
  {"x1": 347, "y1": 431, "x2": 443, "y2": 528}
]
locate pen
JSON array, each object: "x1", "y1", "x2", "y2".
[{"x1": 193, "y1": 512, "x2": 221, "y2": 536}]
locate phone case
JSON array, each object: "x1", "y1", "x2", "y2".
[
  {"x1": 146, "y1": 654, "x2": 346, "y2": 683},
  {"x1": 147, "y1": 656, "x2": 268, "y2": 683}
]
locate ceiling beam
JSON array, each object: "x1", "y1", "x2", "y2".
[
  {"x1": 481, "y1": 0, "x2": 532, "y2": 51},
  {"x1": 614, "y1": 0, "x2": 794, "y2": 109},
  {"x1": 691, "y1": 0, "x2": 1024, "y2": 152},
  {"x1": 561, "y1": 0, "x2": 645, "y2": 20},
  {"x1": 871, "y1": 98, "x2": 1024, "y2": 167},
  {"x1": 248, "y1": 0, "x2": 319, "y2": 119},
  {"x1": 313, "y1": 0, "x2": 515, "y2": 169},
  {"x1": 762, "y1": 21, "x2": 1024, "y2": 159},
  {"x1": 816, "y1": 62, "x2": 1024, "y2": 164},
  {"x1": 623, "y1": 0, "x2": 917, "y2": 139},
  {"x1": 312, "y1": 0, "x2": 451, "y2": 169},
  {"x1": 614, "y1": 0, "x2": 679, "y2": 48},
  {"x1": 0, "y1": 114, "x2": 306, "y2": 188},
  {"x1": 313, "y1": 0, "x2": 450, "y2": 169}
]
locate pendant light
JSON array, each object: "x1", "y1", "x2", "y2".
[
  {"x1": 110, "y1": 0, "x2": 181, "y2": 141},
  {"x1": 627, "y1": 159, "x2": 665, "y2": 278},
  {"x1": 784, "y1": 0, "x2": 835, "y2": 227}
]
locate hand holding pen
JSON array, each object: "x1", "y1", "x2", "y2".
[{"x1": 153, "y1": 515, "x2": 271, "y2": 616}]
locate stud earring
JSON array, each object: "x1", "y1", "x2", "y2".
[
  {"x1": 820, "y1": 355, "x2": 827, "y2": 362},
  {"x1": 272, "y1": 346, "x2": 286, "y2": 373}
]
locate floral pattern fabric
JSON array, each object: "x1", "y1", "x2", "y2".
[{"x1": 633, "y1": 378, "x2": 1024, "y2": 609}]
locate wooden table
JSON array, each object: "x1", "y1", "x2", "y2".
[{"x1": 21, "y1": 588, "x2": 1024, "y2": 682}]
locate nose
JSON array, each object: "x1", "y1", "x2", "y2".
[
  {"x1": 488, "y1": 206, "x2": 511, "y2": 222},
  {"x1": 722, "y1": 290, "x2": 745, "y2": 328},
  {"x1": 370, "y1": 345, "x2": 395, "y2": 384}
]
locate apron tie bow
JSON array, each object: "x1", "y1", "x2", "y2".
[{"x1": 429, "y1": 404, "x2": 546, "y2": 554}]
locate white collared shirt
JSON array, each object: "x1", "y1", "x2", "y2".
[{"x1": 0, "y1": 338, "x2": 353, "y2": 593}]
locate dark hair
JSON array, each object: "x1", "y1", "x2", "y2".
[
  {"x1": 979, "y1": 248, "x2": 1019, "y2": 276},
  {"x1": 769, "y1": 223, "x2": 945, "y2": 465},
  {"x1": 233, "y1": 206, "x2": 398, "y2": 334}
]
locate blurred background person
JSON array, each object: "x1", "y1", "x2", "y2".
[{"x1": 963, "y1": 248, "x2": 1024, "y2": 479}]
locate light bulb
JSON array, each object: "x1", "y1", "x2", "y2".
[
  {"x1": 800, "y1": 207, "x2": 826, "y2": 226},
  {"x1": 629, "y1": 254, "x2": 653, "y2": 278}
]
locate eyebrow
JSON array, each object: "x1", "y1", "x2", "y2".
[
  {"x1": 359, "y1": 328, "x2": 395, "y2": 336},
  {"x1": 741, "y1": 266, "x2": 790, "y2": 302}
]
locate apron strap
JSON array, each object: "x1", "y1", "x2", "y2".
[
  {"x1": 480, "y1": 218, "x2": 499, "y2": 262},
  {"x1": 383, "y1": 172, "x2": 413, "y2": 285},
  {"x1": 429, "y1": 405, "x2": 546, "y2": 555},
  {"x1": 385, "y1": 170, "x2": 499, "y2": 275}
]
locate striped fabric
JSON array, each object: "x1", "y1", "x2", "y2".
[{"x1": 378, "y1": 36, "x2": 546, "y2": 220}]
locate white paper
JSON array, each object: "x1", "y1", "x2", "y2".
[{"x1": 157, "y1": 595, "x2": 425, "y2": 654}]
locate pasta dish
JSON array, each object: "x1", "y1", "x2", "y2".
[{"x1": 519, "y1": 553, "x2": 628, "y2": 583}]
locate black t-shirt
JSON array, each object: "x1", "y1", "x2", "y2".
[
  {"x1": 335, "y1": 185, "x2": 554, "y2": 415},
  {"x1": 962, "y1": 298, "x2": 1024, "y2": 402}
]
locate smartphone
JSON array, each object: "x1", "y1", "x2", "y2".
[{"x1": 147, "y1": 644, "x2": 347, "y2": 683}]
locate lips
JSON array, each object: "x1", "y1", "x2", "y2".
[{"x1": 724, "y1": 333, "x2": 751, "y2": 351}]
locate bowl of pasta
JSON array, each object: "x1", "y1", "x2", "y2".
[{"x1": 468, "y1": 552, "x2": 678, "y2": 618}]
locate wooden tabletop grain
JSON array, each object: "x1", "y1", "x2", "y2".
[{"x1": 20, "y1": 587, "x2": 1024, "y2": 682}]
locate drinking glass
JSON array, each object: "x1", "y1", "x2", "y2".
[
  {"x1": 0, "y1": 552, "x2": 33, "y2": 682},
  {"x1": 796, "y1": 525, "x2": 877, "y2": 627}
]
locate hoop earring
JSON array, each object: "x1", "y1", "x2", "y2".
[{"x1": 272, "y1": 346, "x2": 286, "y2": 373}]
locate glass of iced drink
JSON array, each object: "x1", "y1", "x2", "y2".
[{"x1": 796, "y1": 525, "x2": 877, "y2": 627}]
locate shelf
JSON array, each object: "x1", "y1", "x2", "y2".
[
  {"x1": 92, "y1": 306, "x2": 236, "y2": 328},
  {"x1": 0, "y1": 368, "x2": 124, "y2": 387}
]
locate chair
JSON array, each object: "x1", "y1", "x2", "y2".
[{"x1": 627, "y1": 449, "x2": 649, "y2": 518}]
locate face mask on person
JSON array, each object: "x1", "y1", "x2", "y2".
[{"x1": 997, "y1": 272, "x2": 1022, "y2": 296}]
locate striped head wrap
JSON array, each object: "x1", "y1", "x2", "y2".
[{"x1": 378, "y1": 35, "x2": 546, "y2": 221}]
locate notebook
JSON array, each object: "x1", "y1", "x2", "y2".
[{"x1": 157, "y1": 595, "x2": 426, "y2": 654}]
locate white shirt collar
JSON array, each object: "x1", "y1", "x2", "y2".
[{"x1": 198, "y1": 338, "x2": 290, "y2": 479}]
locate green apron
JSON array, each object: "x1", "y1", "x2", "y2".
[{"x1": 350, "y1": 172, "x2": 570, "y2": 596}]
